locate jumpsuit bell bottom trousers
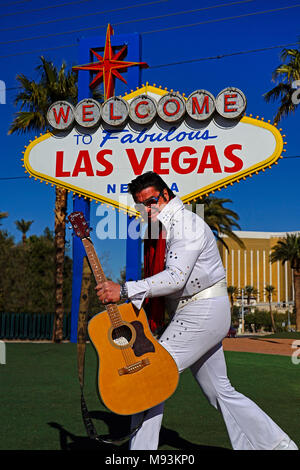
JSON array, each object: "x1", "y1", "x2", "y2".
[{"x1": 130, "y1": 295, "x2": 294, "y2": 450}]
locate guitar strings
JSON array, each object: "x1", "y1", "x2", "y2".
[{"x1": 107, "y1": 304, "x2": 136, "y2": 366}]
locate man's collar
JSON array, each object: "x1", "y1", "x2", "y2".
[{"x1": 157, "y1": 196, "x2": 183, "y2": 230}]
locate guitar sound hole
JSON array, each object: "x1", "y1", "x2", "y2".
[{"x1": 111, "y1": 325, "x2": 133, "y2": 347}]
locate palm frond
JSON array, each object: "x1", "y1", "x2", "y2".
[
  {"x1": 0, "y1": 211, "x2": 8, "y2": 226},
  {"x1": 264, "y1": 43, "x2": 300, "y2": 122},
  {"x1": 270, "y1": 233, "x2": 300, "y2": 270},
  {"x1": 9, "y1": 56, "x2": 79, "y2": 135},
  {"x1": 15, "y1": 219, "x2": 34, "y2": 233},
  {"x1": 8, "y1": 111, "x2": 47, "y2": 135},
  {"x1": 193, "y1": 195, "x2": 244, "y2": 249}
]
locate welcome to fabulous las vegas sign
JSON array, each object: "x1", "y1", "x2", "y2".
[{"x1": 22, "y1": 27, "x2": 285, "y2": 217}]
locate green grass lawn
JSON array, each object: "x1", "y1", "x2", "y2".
[
  {"x1": 0, "y1": 342, "x2": 299, "y2": 451},
  {"x1": 259, "y1": 331, "x2": 300, "y2": 339}
]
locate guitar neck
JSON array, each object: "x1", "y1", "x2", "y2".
[
  {"x1": 82, "y1": 238, "x2": 107, "y2": 285},
  {"x1": 82, "y1": 238, "x2": 123, "y2": 327}
]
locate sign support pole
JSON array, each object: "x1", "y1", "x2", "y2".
[
  {"x1": 70, "y1": 36, "x2": 91, "y2": 343},
  {"x1": 70, "y1": 32, "x2": 143, "y2": 342}
]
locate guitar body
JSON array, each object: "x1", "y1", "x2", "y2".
[{"x1": 88, "y1": 302, "x2": 179, "y2": 415}]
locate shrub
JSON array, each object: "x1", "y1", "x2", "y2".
[{"x1": 244, "y1": 309, "x2": 295, "y2": 332}]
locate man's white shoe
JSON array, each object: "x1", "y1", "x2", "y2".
[{"x1": 274, "y1": 437, "x2": 298, "y2": 450}]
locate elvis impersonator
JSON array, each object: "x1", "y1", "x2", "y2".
[{"x1": 95, "y1": 171, "x2": 298, "y2": 451}]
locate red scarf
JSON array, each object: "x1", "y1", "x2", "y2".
[{"x1": 143, "y1": 222, "x2": 166, "y2": 333}]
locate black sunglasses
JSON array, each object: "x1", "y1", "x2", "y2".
[{"x1": 137, "y1": 190, "x2": 164, "y2": 208}]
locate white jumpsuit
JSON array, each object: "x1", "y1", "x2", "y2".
[{"x1": 126, "y1": 197, "x2": 297, "y2": 450}]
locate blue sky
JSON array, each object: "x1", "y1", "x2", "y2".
[{"x1": 0, "y1": 0, "x2": 300, "y2": 279}]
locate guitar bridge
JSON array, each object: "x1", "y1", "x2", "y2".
[{"x1": 118, "y1": 358, "x2": 150, "y2": 376}]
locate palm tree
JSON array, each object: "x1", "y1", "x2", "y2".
[
  {"x1": 192, "y1": 195, "x2": 245, "y2": 250},
  {"x1": 9, "y1": 56, "x2": 78, "y2": 342},
  {"x1": 15, "y1": 219, "x2": 33, "y2": 245},
  {"x1": 270, "y1": 234, "x2": 300, "y2": 331},
  {"x1": 227, "y1": 285, "x2": 238, "y2": 314},
  {"x1": 244, "y1": 285, "x2": 258, "y2": 306},
  {"x1": 264, "y1": 40, "x2": 300, "y2": 123},
  {"x1": 265, "y1": 285, "x2": 276, "y2": 333}
]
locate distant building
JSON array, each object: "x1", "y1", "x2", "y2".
[{"x1": 218, "y1": 231, "x2": 299, "y2": 309}]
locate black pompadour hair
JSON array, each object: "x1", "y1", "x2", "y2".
[{"x1": 128, "y1": 171, "x2": 175, "y2": 200}]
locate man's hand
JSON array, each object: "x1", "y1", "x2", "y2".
[{"x1": 95, "y1": 280, "x2": 121, "y2": 304}]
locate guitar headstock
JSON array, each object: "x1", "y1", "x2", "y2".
[{"x1": 68, "y1": 211, "x2": 91, "y2": 239}]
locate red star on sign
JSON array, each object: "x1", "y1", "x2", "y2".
[{"x1": 72, "y1": 24, "x2": 149, "y2": 99}]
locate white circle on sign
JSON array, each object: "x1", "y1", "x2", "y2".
[
  {"x1": 74, "y1": 99, "x2": 101, "y2": 127},
  {"x1": 47, "y1": 101, "x2": 75, "y2": 130},
  {"x1": 157, "y1": 92, "x2": 186, "y2": 122},
  {"x1": 102, "y1": 97, "x2": 129, "y2": 126},
  {"x1": 186, "y1": 90, "x2": 215, "y2": 121},
  {"x1": 129, "y1": 94, "x2": 157, "y2": 124},
  {"x1": 215, "y1": 87, "x2": 247, "y2": 119}
]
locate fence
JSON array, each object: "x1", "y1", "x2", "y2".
[{"x1": 0, "y1": 312, "x2": 71, "y2": 340}]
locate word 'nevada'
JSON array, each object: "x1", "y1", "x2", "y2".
[{"x1": 47, "y1": 87, "x2": 247, "y2": 131}]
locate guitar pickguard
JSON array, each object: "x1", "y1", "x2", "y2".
[{"x1": 131, "y1": 321, "x2": 155, "y2": 357}]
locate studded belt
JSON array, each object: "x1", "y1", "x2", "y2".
[{"x1": 176, "y1": 278, "x2": 228, "y2": 310}]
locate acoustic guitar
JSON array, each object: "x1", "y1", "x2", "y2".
[{"x1": 68, "y1": 211, "x2": 179, "y2": 416}]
